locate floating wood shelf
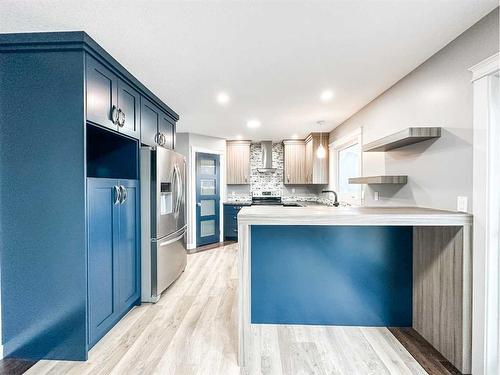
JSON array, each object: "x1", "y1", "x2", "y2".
[
  {"x1": 363, "y1": 127, "x2": 441, "y2": 152},
  {"x1": 349, "y1": 176, "x2": 408, "y2": 185}
]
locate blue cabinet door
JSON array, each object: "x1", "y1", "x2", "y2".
[
  {"x1": 159, "y1": 112, "x2": 175, "y2": 150},
  {"x1": 87, "y1": 178, "x2": 120, "y2": 347},
  {"x1": 117, "y1": 179, "x2": 141, "y2": 311},
  {"x1": 86, "y1": 55, "x2": 118, "y2": 131},
  {"x1": 140, "y1": 96, "x2": 160, "y2": 147},
  {"x1": 117, "y1": 80, "x2": 140, "y2": 140},
  {"x1": 87, "y1": 178, "x2": 140, "y2": 348}
]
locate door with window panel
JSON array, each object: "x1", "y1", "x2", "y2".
[{"x1": 196, "y1": 153, "x2": 220, "y2": 246}]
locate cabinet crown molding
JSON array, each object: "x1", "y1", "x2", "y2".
[{"x1": 0, "y1": 31, "x2": 179, "y2": 121}]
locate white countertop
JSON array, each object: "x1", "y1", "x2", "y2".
[{"x1": 237, "y1": 205, "x2": 472, "y2": 226}]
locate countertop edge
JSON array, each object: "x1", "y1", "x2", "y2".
[{"x1": 237, "y1": 206, "x2": 472, "y2": 226}]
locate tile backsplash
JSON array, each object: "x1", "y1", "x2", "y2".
[
  {"x1": 249, "y1": 142, "x2": 283, "y2": 195},
  {"x1": 226, "y1": 142, "x2": 326, "y2": 202}
]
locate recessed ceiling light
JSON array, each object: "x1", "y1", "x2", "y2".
[
  {"x1": 320, "y1": 89, "x2": 334, "y2": 102},
  {"x1": 246, "y1": 119, "x2": 261, "y2": 129},
  {"x1": 236, "y1": 135, "x2": 243, "y2": 140},
  {"x1": 216, "y1": 92, "x2": 230, "y2": 105}
]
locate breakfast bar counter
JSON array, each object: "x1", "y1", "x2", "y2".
[{"x1": 237, "y1": 206, "x2": 472, "y2": 374}]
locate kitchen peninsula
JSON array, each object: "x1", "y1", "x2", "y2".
[{"x1": 237, "y1": 206, "x2": 473, "y2": 374}]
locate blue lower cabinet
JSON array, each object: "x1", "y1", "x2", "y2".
[
  {"x1": 87, "y1": 178, "x2": 140, "y2": 348},
  {"x1": 116, "y1": 180, "x2": 141, "y2": 312},
  {"x1": 224, "y1": 204, "x2": 245, "y2": 240}
]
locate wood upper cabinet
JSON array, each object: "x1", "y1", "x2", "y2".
[
  {"x1": 284, "y1": 133, "x2": 328, "y2": 185},
  {"x1": 306, "y1": 133, "x2": 329, "y2": 184},
  {"x1": 226, "y1": 140, "x2": 251, "y2": 184},
  {"x1": 305, "y1": 137, "x2": 314, "y2": 183},
  {"x1": 283, "y1": 140, "x2": 306, "y2": 184}
]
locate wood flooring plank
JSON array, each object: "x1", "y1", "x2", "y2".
[{"x1": 27, "y1": 243, "x2": 432, "y2": 375}]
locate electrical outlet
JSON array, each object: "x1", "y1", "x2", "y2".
[
  {"x1": 291, "y1": 188, "x2": 295, "y2": 194},
  {"x1": 457, "y1": 196, "x2": 468, "y2": 212},
  {"x1": 374, "y1": 191, "x2": 379, "y2": 201}
]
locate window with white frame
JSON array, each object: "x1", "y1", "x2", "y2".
[{"x1": 329, "y1": 129, "x2": 362, "y2": 204}]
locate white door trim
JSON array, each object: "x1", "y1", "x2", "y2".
[
  {"x1": 470, "y1": 53, "x2": 500, "y2": 375},
  {"x1": 188, "y1": 146, "x2": 226, "y2": 250}
]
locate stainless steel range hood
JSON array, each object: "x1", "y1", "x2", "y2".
[{"x1": 257, "y1": 141, "x2": 276, "y2": 172}]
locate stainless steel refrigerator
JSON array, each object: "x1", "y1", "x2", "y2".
[{"x1": 140, "y1": 146, "x2": 187, "y2": 303}]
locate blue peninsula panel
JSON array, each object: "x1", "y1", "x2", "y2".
[{"x1": 251, "y1": 225, "x2": 412, "y2": 327}]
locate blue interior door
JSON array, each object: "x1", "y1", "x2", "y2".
[{"x1": 196, "y1": 153, "x2": 220, "y2": 246}]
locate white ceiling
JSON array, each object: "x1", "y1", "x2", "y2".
[{"x1": 1, "y1": 1, "x2": 497, "y2": 140}]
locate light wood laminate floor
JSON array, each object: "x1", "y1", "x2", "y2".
[{"x1": 27, "y1": 243, "x2": 427, "y2": 375}]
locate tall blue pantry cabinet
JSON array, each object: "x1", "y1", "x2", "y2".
[{"x1": 0, "y1": 32, "x2": 179, "y2": 360}]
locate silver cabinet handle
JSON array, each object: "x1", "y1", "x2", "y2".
[
  {"x1": 161, "y1": 133, "x2": 166, "y2": 146},
  {"x1": 117, "y1": 108, "x2": 126, "y2": 127},
  {"x1": 111, "y1": 105, "x2": 119, "y2": 125},
  {"x1": 119, "y1": 185, "x2": 127, "y2": 204},
  {"x1": 155, "y1": 132, "x2": 164, "y2": 146},
  {"x1": 113, "y1": 185, "x2": 121, "y2": 205}
]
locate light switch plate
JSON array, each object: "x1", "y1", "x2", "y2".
[
  {"x1": 457, "y1": 196, "x2": 468, "y2": 212},
  {"x1": 374, "y1": 191, "x2": 379, "y2": 201}
]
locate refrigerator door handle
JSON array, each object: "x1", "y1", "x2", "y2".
[
  {"x1": 158, "y1": 227, "x2": 186, "y2": 247},
  {"x1": 174, "y1": 165, "x2": 182, "y2": 213}
]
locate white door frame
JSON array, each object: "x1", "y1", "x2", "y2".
[
  {"x1": 188, "y1": 146, "x2": 226, "y2": 250},
  {"x1": 470, "y1": 53, "x2": 499, "y2": 375}
]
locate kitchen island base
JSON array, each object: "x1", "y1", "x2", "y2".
[{"x1": 238, "y1": 207, "x2": 472, "y2": 374}]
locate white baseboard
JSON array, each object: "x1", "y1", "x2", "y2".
[
  {"x1": 186, "y1": 242, "x2": 196, "y2": 250},
  {"x1": 0, "y1": 344, "x2": 4, "y2": 359}
]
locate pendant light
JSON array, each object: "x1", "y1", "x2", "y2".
[{"x1": 316, "y1": 121, "x2": 326, "y2": 159}]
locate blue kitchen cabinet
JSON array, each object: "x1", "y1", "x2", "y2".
[
  {"x1": 86, "y1": 54, "x2": 118, "y2": 131},
  {"x1": 141, "y1": 96, "x2": 176, "y2": 149},
  {"x1": 0, "y1": 31, "x2": 178, "y2": 360},
  {"x1": 87, "y1": 178, "x2": 140, "y2": 348},
  {"x1": 224, "y1": 204, "x2": 247, "y2": 240},
  {"x1": 160, "y1": 111, "x2": 176, "y2": 149},
  {"x1": 140, "y1": 97, "x2": 160, "y2": 147},
  {"x1": 86, "y1": 54, "x2": 141, "y2": 140},
  {"x1": 117, "y1": 79, "x2": 141, "y2": 140},
  {"x1": 116, "y1": 179, "x2": 141, "y2": 312}
]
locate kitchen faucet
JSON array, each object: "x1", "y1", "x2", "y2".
[{"x1": 322, "y1": 190, "x2": 340, "y2": 207}]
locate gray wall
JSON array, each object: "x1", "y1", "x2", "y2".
[{"x1": 329, "y1": 8, "x2": 499, "y2": 211}]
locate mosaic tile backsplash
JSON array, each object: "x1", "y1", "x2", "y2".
[
  {"x1": 249, "y1": 142, "x2": 284, "y2": 196},
  {"x1": 226, "y1": 142, "x2": 336, "y2": 205}
]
